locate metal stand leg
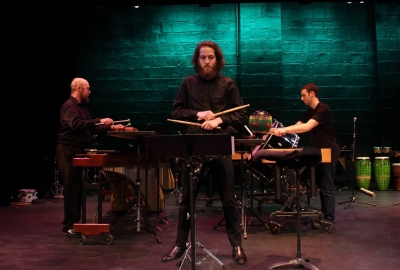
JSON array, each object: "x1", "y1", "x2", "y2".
[
  {"x1": 338, "y1": 117, "x2": 376, "y2": 208},
  {"x1": 166, "y1": 158, "x2": 182, "y2": 206},
  {"x1": 177, "y1": 242, "x2": 228, "y2": 270},
  {"x1": 268, "y1": 164, "x2": 320, "y2": 270}
]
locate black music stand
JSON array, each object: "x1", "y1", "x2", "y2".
[
  {"x1": 107, "y1": 131, "x2": 162, "y2": 243},
  {"x1": 145, "y1": 134, "x2": 234, "y2": 270},
  {"x1": 253, "y1": 147, "x2": 329, "y2": 270}
]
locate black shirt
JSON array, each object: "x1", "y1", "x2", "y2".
[
  {"x1": 171, "y1": 74, "x2": 248, "y2": 134},
  {"x1": 57, "y1": 96, "x2": 109, "y2": 148},
  {"x1": 300, "y1": 102, "x2": 340, "y2": 160}
]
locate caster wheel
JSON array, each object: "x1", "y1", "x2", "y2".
[
  {"x1": 78, "y1": 234, "x2": 86, "y2": 245},
  {"x1": 212, "y1": 226, "x2": 217, "y2": 230},
  {"x1": 270, "y1": 223, "x2": 280, "y2": 234},
  {"x1": 321, "y1": 221, "x2": 333, "y2": 233},
  {"x1": 104, "y1": 233, "x2": 114, "y2": 245}
]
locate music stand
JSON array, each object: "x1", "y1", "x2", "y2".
[
  {"x1": 253, "y1": 147, "x2": 328, "y2": 270},
  {"x1": 145, "y1": 134, "x2": 234, "y2": 270},
  {"x1": 107, "y1": 131, "x2": 162, "y2": 243}
]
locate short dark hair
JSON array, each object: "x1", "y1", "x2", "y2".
[
  {"x1": 301, "y1": 83, "x2": 319, "y2": 97},
  {"x1": 192, "y1": 41, "x2": 226, "y2": 73}
]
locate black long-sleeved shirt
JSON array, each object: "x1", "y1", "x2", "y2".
[
  {"x1": 57, "y1": 96, "x2": 109, "y2": 148},
  {"x1": 171, "y1": 74, "x2": 248, "y2": 134}
]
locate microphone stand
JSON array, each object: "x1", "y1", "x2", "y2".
[{"x1": 338, "y1": 117, "x2": 376, "y2": 208}]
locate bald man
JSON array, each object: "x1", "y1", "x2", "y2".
[{"x1": 56, "y1": 77, "x2": 125, "y2": 236}]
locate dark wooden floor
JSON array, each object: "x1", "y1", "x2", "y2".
[{"x1": 2, "y1": 178, "x2": 400, "y2": 270}]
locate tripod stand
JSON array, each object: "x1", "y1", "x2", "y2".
[
  {"x1": 165, "y1": 158, "x2": 182, "y2": 206},
  {"x1": 338, "y1": 117, "x2": 376, "y2": 208},
  {"x1": 107, "y1": 131, "x2": 162, "y2": 243},
  {"x1": 45, "y1": 157, "x2": 64, "y2": 199},
  {"x1": 145, "y1": 134, "x2": 233, "y2": 270}
]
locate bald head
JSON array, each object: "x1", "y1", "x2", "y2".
[
  {"x1": 70, "y1": 77, "x2": 91, "y2": 104},
  {"x1": 71, "y1": 78, "x2": 88, "y2": 93}
]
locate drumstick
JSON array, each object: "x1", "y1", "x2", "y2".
[
  {"x1": 95, "y1": 119, "x2": 130, "y2": 125},
  {"x1": 360, "y1": 188, "x2": 376, "y2": 197},
  {"x1": 197, "y1": 104, "x2": 250, "y2": 121},
  {"x1": 167, "y1": 119, "x2": 221, "y2": 129}
]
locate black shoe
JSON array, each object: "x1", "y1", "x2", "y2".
[
  {"x1": 161, "y1": 245, "x2": 186, "y2": 262},
  {"x1": 232, "y1": 246, "x2": 247, "y2": 265},
  {"x1": 62, "y1": 229, "x2": 76, "y2": 237}
]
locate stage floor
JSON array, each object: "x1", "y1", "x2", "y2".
[{"x1": 1, "y1": 184, "x2": 399, "y2": 270}]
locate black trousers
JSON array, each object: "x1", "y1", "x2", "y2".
[
  {"x1": 56, "y1": 144, "x2": 85, "y2": 230},
  {"x1": 174, "y1": 156, "x2": 242, "y2": 248}
]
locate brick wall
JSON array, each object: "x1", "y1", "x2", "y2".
[{"x1": 65, "y1": 2, "x2": 399, "y2": 155}]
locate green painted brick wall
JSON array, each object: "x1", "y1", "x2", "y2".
[{"x1": 71, "y1": 2, "x2": 399, "y2": 155}]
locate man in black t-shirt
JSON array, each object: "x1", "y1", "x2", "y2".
[{"x1": 270, "y1": 83, "x2": 340, "y2": 226}]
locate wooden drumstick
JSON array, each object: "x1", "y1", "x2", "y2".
[
  {"x1": 95, "y1": 119, "x2": 130, "y2": 125},
  {"x1": 197, "y1": 104, "x2": 250, "y2": 121},
  {"x1": 167, "y1": 119, "x2": 221, "y2": 129},
  {"x1": 360, "y1": 188, "x2": 376, "y2": 197}
]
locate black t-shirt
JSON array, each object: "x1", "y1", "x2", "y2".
[{"x1": 300, "y1": 102, "x2": 340, "y2": 160}]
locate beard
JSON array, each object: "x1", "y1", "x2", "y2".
[
  {"x1": 81, "y1": 96, "x2": 89, "y2": 104},
  {"x1": 198, "y1": 66, "x2": 219, "y2": 80}
]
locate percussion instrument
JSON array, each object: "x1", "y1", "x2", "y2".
[
  {"x1": 382, "y1": 146, "x2": 391, "y2": 155},
  {"x1": 248, "y1": 110, "x2": 272, "y2": 134},
  {"x1": 374, "y1": 156, "x2": 391, "y2": 191},
  {"x1": 355, "y1": 157, "x2": 371, "y2": 189},
  {"x1": 18, "y1": 189, "x2": 38, "y2": 203},
  {"x1": 392, "y1": 163, "x2": 400, "y2": 191},
  {"x1": 373, "y1": 147, "x2": 382, "y2": 154},
  {"x1": 265, "y1": 119, "x2": 300, "y2": 149}
]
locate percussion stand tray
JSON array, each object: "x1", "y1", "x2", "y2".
[
  {"x1": 145, "y1": 134, "x2": 234, "y2": 270},
  {"x1": 107, "y1": 131, "x2": 162, "y2": 243}
]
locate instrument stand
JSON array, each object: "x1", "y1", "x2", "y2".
[
  {"x1": 237, "y1": 140, "x2": 269, "y2": 238},
  {"x1": 107, "y1": 131, "x2": 161, "y2": 243},
  {"x1": 145, "y1": 134, "x2": 234, "y2": 270},
  {"x1": 268, "y1": 163, "x2": 319, "y2": 270},
  {"x1": 177, "y1": 242, "x2": 228, "y2": 270},
  {"x1": 338, "y1": 150, "x2": 352, "y2": 191},
  {"x1": 338, "y1": 117, "x2": 376, "y2": 208},
  {"x1": 166, "y1": 158, "x2": 182, "y2": 206},
  {"x1": 45, "y1": 157, "x2": 64, "y2": 199}
]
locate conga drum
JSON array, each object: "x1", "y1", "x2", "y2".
[
  {"x1": 392, "y1": 163, "x2": 400, "y2": 191},
  {"x1": 356, "y1": 157, "x2": 371, "y2": 189},
  {"x1": 374, "y1": 156, "x2": 391, "y2": 191},
  {"x1": 373, "y1": 147, "x2": 382, "y2": 155},
  {"x1": 382, "y1": 147, "x2": 391, "y2": 155}
]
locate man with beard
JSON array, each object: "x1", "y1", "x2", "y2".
[
  {"x1": 56, "y1": 77, "x2": 125, "y2": 236},
  {"x1": 161, "y1": 41, "x2": 248, "y2": 265}
]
